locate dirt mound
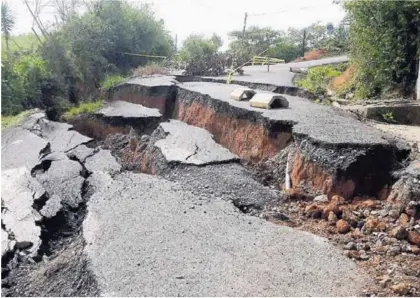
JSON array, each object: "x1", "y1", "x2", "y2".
[{"x1": 294, "y1": 49, "x2": 329, "y2": 62}]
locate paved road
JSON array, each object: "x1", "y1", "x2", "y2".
[
  {"x1": 181, "y1": 81, "x2": 388, "y2": 147},
  {"x1": 84, "y1": 170, "x2": 368, "y2": 296},
  {"x1": 207, "y1": 56, "x2": 349, "y2": 86},
  {"x1": 2, "y1": 95, "x2": 371, "y2": 296}
]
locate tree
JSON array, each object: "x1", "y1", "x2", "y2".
[
  {"x1": 177, "y1": 34, "x2": 224, "y2": 76},
  {"x1": 50, "y1": 0, "x2": 83, "y2": 23},
  {"x1": 345, "y1": 0, "x2": 420, "y2": 97},
  {"x1": 227, "y1": 26, "x2": 283, "y2": 66},
  {"x1": 1, "y1": 2, "x2": 15, "y2": 51},
  {"x1": 44, "y1": 0, "x2": 174, "y2": 88},
  {"x1": 269, "y1": 40, "x2": 301, "y2": 62}
]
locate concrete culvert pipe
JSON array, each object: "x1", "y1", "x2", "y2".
[
  {"x1": 249, "y1": 93, "x2": 289, "y2": 109},
  {"x1": 230, "y1": 87, "x2": 256, "y2": 101}
]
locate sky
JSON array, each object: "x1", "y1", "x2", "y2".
[{"x1": 7, "y1": 0, "x2": 346, "y2": 50}]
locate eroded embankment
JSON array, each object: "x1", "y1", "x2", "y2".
[{"x1": 105, "y1": 77, "x2": 409, "y2": 200}]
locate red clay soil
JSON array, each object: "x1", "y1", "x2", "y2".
[
  {"x1": 294, "y1": 49, "x2": 329, "y2": 62},
  {"x1": 174, "y1": 100, "x2": 292, "y2": 162}
]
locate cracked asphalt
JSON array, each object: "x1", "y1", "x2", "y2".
[
  {"x1": 181, "y1": 81, "x2": 389, "y2": 146},
  {"x1": 84, "y1": 171, "x2": 369, "y2": 296},
  {"x1": 2, "y1": 111, "x2": 372, "y2": 296},
  {"x1": 155, "y1": 120, "x2": 238, "y2": 165}
]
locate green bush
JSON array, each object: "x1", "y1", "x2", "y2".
[
  {"x1": 13, "y1": 53, "x2": 50, "y2": 103},
  {"x1": 345, "y1": 0, "x2": 420, "y2": 98},
  {"x1": 296, "y1": 65, "x2": 342, "y2": 96},
  {"x1": 101, "y1": 75, "x2": 125, "y2": 89},
  {"x1": 1, "y1": 52, "x2": 50, "y2": 115},
  {"x1": 1, "y1": 58, "x2": 25, "y2": 115}
]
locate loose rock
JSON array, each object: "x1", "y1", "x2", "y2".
[
  {"x1": 328, "y1": 211, "x2": 338, "y2": 225},
  {"x1": 313, "y1": 194, "x2": 328, "y2": 203},
  {"x1": 398, "y1": 213, "x2": 410, "y2": 226},
  {"x1": 389, "y1": 226, "x2": 408, "y2": 240},
  {"x1": 305, "y1": 204, "x2": 323, "y2": 218},
  {"x1": 337, "y1": 219, "x2": 351, "y2": 234},
  {"x1": 408, "y1": 230, "x2": 420, "y2": 246},
  {"x1": 391, "y1": 282, "x2": 410, "y2": 295}
]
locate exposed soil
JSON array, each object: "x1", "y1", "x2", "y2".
[
  {"x1": 258, "y1": 196, "x2": 420, "y2": 297},
  {"x1": 4, "y1": 78, "x2": 419, "y2": 296},
  {"x1": 4, "y1": 236, "x2": 99, "y2": 297},
  {"x1": 86, "y1": 118, "x2": 420, "y2": 297}
]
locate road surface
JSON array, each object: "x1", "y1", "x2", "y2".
[
  {"x1": 206, "y1": 55, "x2": 349, "y2": 86},
  {"x1": 2, "y1": 111, "x2": 370, "y2": 296}
]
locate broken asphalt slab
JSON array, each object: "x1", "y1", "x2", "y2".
[
  {"x1": 84, "y1": 171, "x2": 369, "y2": 296},
  {"x1": 96, "y1": 100, "x2": 162, "y2": 118},
  {"x1": 84, "y1": 149, "x2": 122, "y2": 175},
  {"x1": 108, "y1": 76, "x2": 407, "y2": 198},
  {"x1": 37, "y1": 118, "x2": 92, "y2": 152},
  {"x1": 181, "y1": 81, "x2": 388, "y2": 146},
  {"x1": 1, "y1": 113, "x2": 93, "y2": 257},
  {"x1": 155, "y1": 120, "x2": 238, "y2": 165},
  {"x1": 2, "y1": 127, "x2": 49, "y2": 256}
]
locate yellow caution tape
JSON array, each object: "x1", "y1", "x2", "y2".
[{"x1": 121, "y1": 52, "x2": 167, "y2": 59}]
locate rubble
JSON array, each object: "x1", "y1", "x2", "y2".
[
  {"x1": 1, "y1": 112, "x2": 99, "y2": 296},
  {"x1": 258, "y1": 192, "x2": 420, "y2": 296}
]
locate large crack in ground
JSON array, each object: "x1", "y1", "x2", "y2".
[
  {"x1": 2, "y1": 77, "x2": 420, "y2": 296},
  {"x1": 1, "y1": 114, "x2": 100, "y2": 297},
  {"x1": 88, "y1": 77, "x2": 419, "y2": 296}
]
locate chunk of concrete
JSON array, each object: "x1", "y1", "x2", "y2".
[
  {"x1": 249, "y1": 93, "x2": 289, "y2": 109},
  {"x1": 1, "y1": 167, "x2": 43, "y2": 255},
  {"x1": 84, "y1": 149, "x2": 121, "y2": 175},
  {"x1": 230, "y1": 87, "x2": 256, "y2": 101},
  {"x1": 289, "y1": 67, "x2": 308, "y2": 74},
  {"x1": 40, "y1": 195, "x2": 62, "y2": 218},
  {"x1": 36, "y1": 159, "x2": 85, "y2": 208},
  {"x1": 155, "y1": 120, "x2": 238, "y2": 165},
  {"x1": 96, "y1": 101, "x2": 162, "y2": 118},
  {"x1": 67, "y1": 145, "x2": 96, "y2": 163}
]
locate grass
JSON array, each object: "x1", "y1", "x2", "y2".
[
  {"x1": 101, "y1": 75, "x2": 125, "y2": 89},
  {"x1": 64, "y1": 100, "x2": 104, "y2": 118},
  {"x1": 381, "y1": 110, "x2": 397, "y2": 124},
  {"x1": 1, "y1": 33, "x2": 43, "y2": 52},
  {"x1": 1, "y1": 110, "x2": 31, "y2": 129}
]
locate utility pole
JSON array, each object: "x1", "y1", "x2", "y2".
[
  {"x1": 242, "y1": 12, "x2": 248, "y2": 35},
  {"x1": 175, "y1": 34, "x2": 178, "y2": 51},
  {"x1": 302, "y1": 29, "x2": 306, "y2": 58}
]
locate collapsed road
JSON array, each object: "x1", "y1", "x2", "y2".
[
  {"x1": 2, "y1": 112, "x2": 370, "y2": 296},
  {"x1": 1, "y1": 70, "x2": 419, "y2": 296}
]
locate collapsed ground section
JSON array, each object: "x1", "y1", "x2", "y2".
[{"x1": 109, "y1": 77, "x2": 406, "y2": 199}]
